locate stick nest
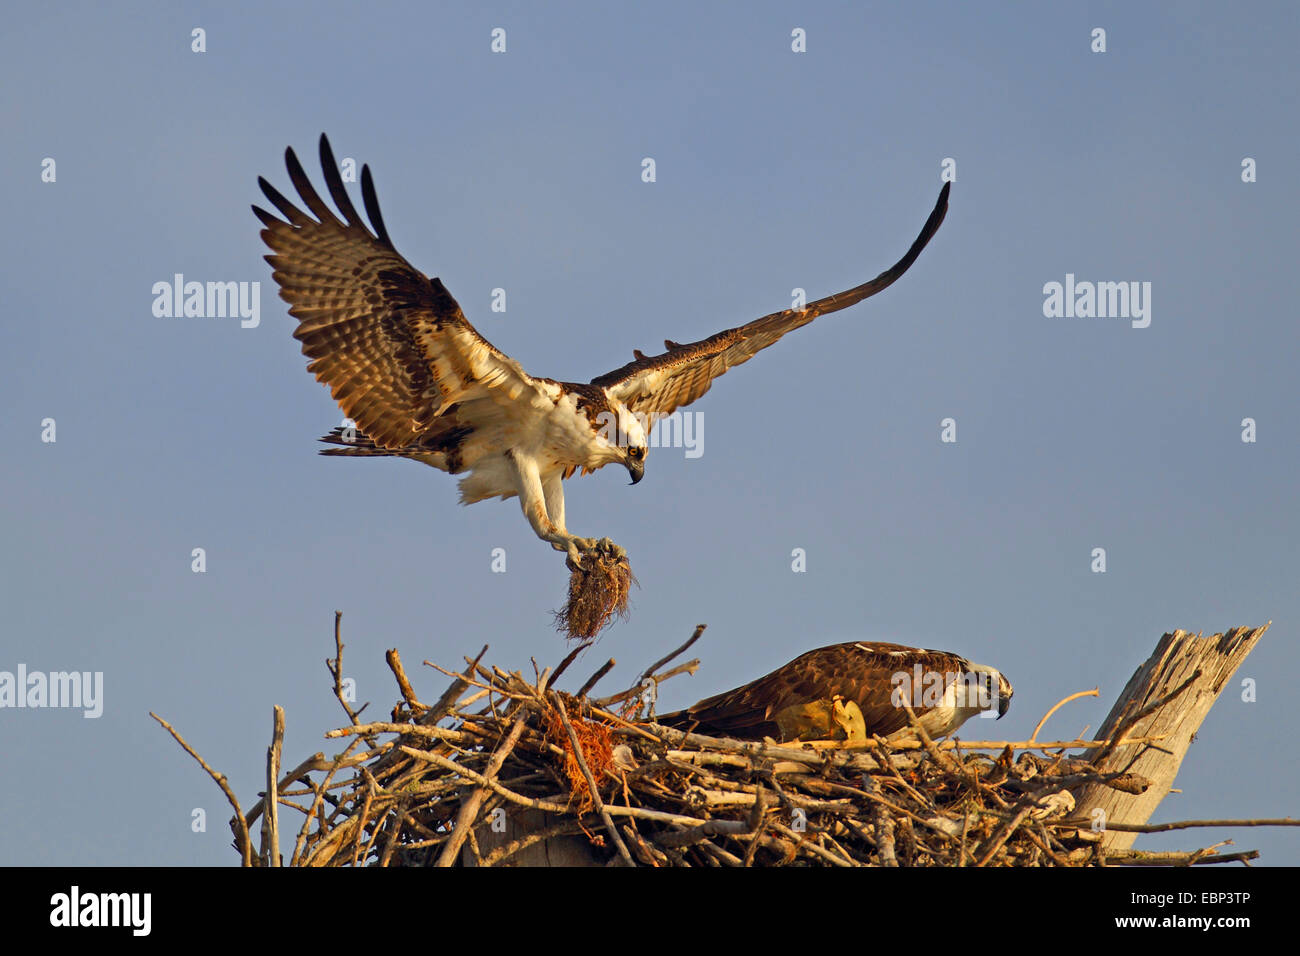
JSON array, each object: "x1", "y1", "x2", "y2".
[
  {"x1": 173, "y1": 621, "x2": 1267, "y2": 867},
  {"x1": 554, "y1": 542, "x2": 633, "y2": 640}
]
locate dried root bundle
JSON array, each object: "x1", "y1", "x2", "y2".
[{"x1": 554, "y1": 542, "x2": 634, "y2": 640}]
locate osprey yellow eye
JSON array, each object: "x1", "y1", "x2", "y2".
[{"x1": 629, "y1": 446, "x2": 645, "y2": 460}]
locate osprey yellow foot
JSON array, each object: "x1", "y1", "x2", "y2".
[
  {"x1": 832, "y1": 696, "x2": 869, "y2": 746},
  {"x1": 565, "y1": 536, "x2": 627, "y2": 570},
  {"x1": 564, "y1": 538, "x2": 595, "y2": 571},
  {"x1": 595, "y1": 537, "x2": 627, "y2": 561}
]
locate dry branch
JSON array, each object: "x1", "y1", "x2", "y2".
[{"x1": 264, "y1": 705, "x2": 285, "y2": 867}]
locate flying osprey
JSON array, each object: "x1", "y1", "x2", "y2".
[
  {"x1": 657, "y1": 642, "x2": 1012, "y2": 743},
  {"x1": 254, "y1": 135, "x2": 950, "y2": 568}
]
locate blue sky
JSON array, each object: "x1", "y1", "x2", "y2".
[{"x1": 2, "y1": 1, "x2": 1297, "y2": 865}]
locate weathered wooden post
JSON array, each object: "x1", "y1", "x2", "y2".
[{"x1": 1071, "y1": 624, "x2": 1268, "y2": 849}]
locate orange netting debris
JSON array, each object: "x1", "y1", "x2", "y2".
[{"x1": 544, "y1": 696, "x2": 616, "y2": 814}]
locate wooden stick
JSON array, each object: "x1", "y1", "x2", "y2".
[
  {"x1": 593, "y1": 622, "x2": 706, "y2": 707},
  {"x1": 883, "y1": 736, "x2": 1169, "y2": 752},
  {"x1": 1105, "y1": 847, "x2": 1260, "y2": 866},
  {"x1": 1007, "y1": 771, "x2": 1150, "y2": 795},
  {"x1": 653, "y1": 816, "x2": 757, "y2": 848},
  {"x1": 324, "y1": 721, "x2": 472, "y2": 742},
  {"x1": 385, "y1": 649, "x2": 426, "y2": 716},
  {"x1": 264, "y1": 705, "x2": 285, "y2": 867},
  {"x1": 596, "y1": 660, "x2": 701, "y2": 708},
  {"x1": 1077, "y1": 816, "x2": 1300, "y2": 834},
  {"x1": 550, "y1": 640, "x2": 594, "y2": 686},
  {"x1": 639, "y1": 624, "x2": 707, "y2": 683},
  {"x1": 863, "y1": 775, "x2": 897, "y2": 866},
  {"x1": 326, "y1": 611, "x2": 368, "y2": 728},
  {"x1": 1029, "y1": 688, "x2": 1099, "y2": 743},
  {"x1": 150, "y1": 712, "x2": 252, "y2": 867},
  {"x1": 577, "y1": 658, "x2": 617, "y2": 699}
]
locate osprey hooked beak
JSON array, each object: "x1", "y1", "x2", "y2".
[
  {"x1": 996, "y1": 674, "x2": 1013, "y2": 719},
  {"x1": 625, "y1": 446, "x2": 646, "y2": 485}
]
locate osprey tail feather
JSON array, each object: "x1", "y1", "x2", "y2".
[
  {"x1": 316, "y1": 426, "x2": 464, "y2": 474},
  {"x1": 317, "y1": 426, "x2": 403, "y2": 457}
]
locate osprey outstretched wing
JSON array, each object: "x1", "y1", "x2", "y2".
[
  {"x1": 593, "y1": 184, "x2": 950, "y2": 431},
  {"x1": 255, "y1": 135, "x2": 950, "y2": 567},
  {"x1": 657, "y1": 642, "x2": 1012, "y2": 743}
]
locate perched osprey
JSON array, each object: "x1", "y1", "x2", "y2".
[
  {"x1": 657, "y1": 642, "x2": 1012, "y2": 743},
  {"x1": 254, "y1": 136, "x2": 950, "y2": 568}
]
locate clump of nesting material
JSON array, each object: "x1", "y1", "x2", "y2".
[{"x1": 555, "y1": 541, "x2": 634, "y2": 640}]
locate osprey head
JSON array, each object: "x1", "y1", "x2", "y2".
[
  {"x1": 612, "y1": 404, "x2": 648, "y2": 485},
  {"x1": 590, "y1": 401, "x2": 648, "y2": 483},
  {"x1": 626, "y1": 443, "x2": 646, "y2": 484},
  {"x1": 982, "y1": 666, "x2": 1013, "y2": 719},
  {"x1": 996, "y1": 671, "x2": 1013, "y2": 718},
  {"x1": 961, "y1": 663, "x2": 1013, "y2": 719}
]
